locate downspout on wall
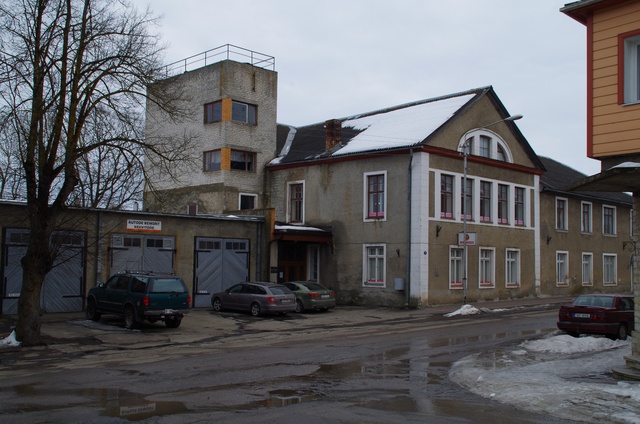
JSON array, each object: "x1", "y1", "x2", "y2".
[{"x1": 406, "y1": 148, "x2": 413, "y2": 308}]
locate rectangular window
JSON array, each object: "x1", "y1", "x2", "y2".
[
  {"x1": 506, "y1": 249, "x2": 520, "y2": 288},
  {"x1": 603, "y1": 254, "x2": 617, "y2": 286},
  {"x1": 308, "y1": 245, "x2": 319, "y2": 281},
  {"x1": 556, "y1": 198, "x2": 567, "y2": 231},
  {"x1": 364, "y1": 244, "x2": 385, "y2": 287},
  {"x1": 581, "y1": 202, "x2": 592, "y2": 233},
  {"x1": 621, "y1": 32, "x2": 640, "y2": 104},
  {"x1": 556, "y1": 251, "x2": 569, "y2": 286},
  {"x1": 367, "y1": 173, "x2": 385, "y2": 219},
  {"x1": 231, "y1": 101, "x2": 257, "y2": 125},
  {"x1": 479, "y1": 135, "x2": 491, "y2": 158},
  {"x1": 603, "y1": 206, "x2": 616, "y2": 235},
  {"x1": 288, "y1": 182, "x2": 304, "y2": 224},
  {"x1": 230, "y1": 150, "x2": 256, "y2": 171},
  {"x1": 239, "y1": 193, "x2": 257, "y2": 210},
  {"x1": 203, "y1": 150, "x2": 221, "y2": 171},
  {"x1": 479, "y1": 248, "x2": 495, "y2": 288},
  {"x1": 204, "y1": 101, "x2": 222, "y2": 123},
  {"x1": 461, "y1": 178, "x2": 474, "y2": 220},
  {"x1": 498, "y1": 184, "x2": 509, "y2": 224},
  {"x1": 441, "y1": 174, "x2": 454, "y2": 219},
  {"x1": 515, "y1": 187, "x2": 525, "y2": 226},
  {"x1": 449, "y1": 247, "x2": 464, "y2": 289},
  {"x1": 480, "y1": 181, "x2": 492, "y2": 222},
  {"x1": 582, "y1": 253, "x2": 593, "y2": 286}
]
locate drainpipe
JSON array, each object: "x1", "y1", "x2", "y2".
[
  {"x1": 256, "y1": 220, "x2": 262, "y2": 281},
  {"x1": 406, "y1": 148, "x2": 413, "y2": 308}
]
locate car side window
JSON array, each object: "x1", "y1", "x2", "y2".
[
  {"x1": 619, "y1": 298, "x2": 632, "y2": 310},
  {"x1": 256, "y1": 286, "x2": 267, "y2": 295},
  {"x1": 284, "y1": 283, "x2": 296, "y2": 291},
  {"x1": 131, "y1": 278, "x2": 147, "y2": 293},
  {"x1": 105, "y1": 276, "x2": 119, "y2": 289},
  {"x1": 229, "y1": 285, "x2": 243, "y2": 294}
]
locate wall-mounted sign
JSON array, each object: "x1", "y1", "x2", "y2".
[
  {"x1": 457, "y1": 232, "x2": 477, "y2": 246},
  {"x1": 127, "y1": 219, "x2": 162, "y2": 232}
]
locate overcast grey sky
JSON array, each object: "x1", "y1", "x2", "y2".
[{"x1": 132, "y1": 0, "x2": 596, "y2": 175}]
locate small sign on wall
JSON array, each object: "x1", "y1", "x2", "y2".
[
  {"x1": 457, "y1": 232, "x2": 477, "y2": 246},
  {"x1": 127, "y1": 219, "x2": 162, "y2": 232}
]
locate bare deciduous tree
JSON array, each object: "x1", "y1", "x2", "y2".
[{"x1": 0, "y1": 0, "x2": 191, "y2": 345}]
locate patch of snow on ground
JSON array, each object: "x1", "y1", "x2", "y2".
[
  {"x1": 0, "y1": 331, "x2": 21, "y2": 347},
  {"x1": 443, "y1": 304, "x2": 480, "y2": 317},
  {"x1": 450, "y1": 333, "x2": 640, "y2": 423}
]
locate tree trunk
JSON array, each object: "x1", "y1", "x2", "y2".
[{"x1": 14, "y1": 225, "x2": 53, "y2": 346}]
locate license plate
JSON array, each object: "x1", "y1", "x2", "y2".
[
  {"x1": 321, "y1": 294, "x2": 330, "y2": 298},
  {"x1": 164, "y1": 309, "x2": 176, "y2": 314},
  {"x1": 281, "y1": 299, "x2": 291, "y2": 303},
  {"x1": 574, "y1": 313, "x2": 590, "y2": 318}
]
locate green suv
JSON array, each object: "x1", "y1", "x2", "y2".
[{"x1": 86, "y1": 272, "x2": 191, "y2": 329}]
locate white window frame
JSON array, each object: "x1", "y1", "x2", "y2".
[
  {"x1": 440, "y1": 173, "x2": 455, "y2": 219},
  {"x1": 623, "y1": 34, "x2": 640, "y2": 104},
  {"x1": 459, "y1": 129, "x2": 513, "y2": 162},
  {"x1": 555, "y1": 197, "x2": 568, "y2": 231},
  {"x1": 581, "y1": 201, "x2": 592, "y2": 233},
  {"x1": 308, "y1": 244, "x2": 320, "y2": 282},
  {"x1": 603, "y1": 205, "x2": 617, "y2": 236},
  {"x1": 556, "y1": 251, "x2": 569, "y2": 286},
  {"x1": 449, "y1": 246, "x2": 464, "y2": 290},
  {"x1": 363, "y1": 171, "x2": 387, "y2": 222},
  {"x1": 582, "y1": 252, "x2": 593, "y2": 286},
  {"x1": 479, "y1": 247, "x2": 495, "y2": 288},
  {"x1": 514, "y1": 186, "x2": 527, "y2": 227},
  {"x1": 286, "y1": 180, "x2": 305, "y2": 224},
  {"x1": 603, "y1": 254, "x2": 617, "y2": 286},
  {"x1": 238, "y1": 193, "x2": 257, "y2": 210},
  {"x1": 505, "y1": 248, "x2": 520, "y2": 288},
  {"x1": 480, "y1": 180, "x2": 492, "y2": 223},
  {"x1": 363, "y1": 244, "x2": 386, "y2": 287}
]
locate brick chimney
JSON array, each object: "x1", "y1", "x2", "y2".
[{"x1": 325, "y1": 119, "x2": 341, "y2": 152}]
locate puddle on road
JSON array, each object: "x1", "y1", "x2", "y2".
[
  {"x1": 264, "y1": 389, "x2": 319, "y2": 407},
  {"x1": 428, "y1": 327, "x2": 555, "y2": 348}
]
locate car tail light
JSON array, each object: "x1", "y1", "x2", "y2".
[
  {"x1": 143, "y1": 295, "x2": 150, "y2": 306},
  {"x1": 559, "y1": 310, "x2": 569, "y2": 320},
  {"x1": 330, "y1": 291, "x2": 336, "y2": 297},
  {"x1": 592, "y1": 310, "x2": 606, "y2": 322},
  {"x1": 267, "y1": 296, "x2": 276, "y2": 304},
  {"x1": 187, "y1": 296, "x2": 191, "y2": 306},
  {"x1": 309, "y1": 293, "x2": 319, "y2": 298}
]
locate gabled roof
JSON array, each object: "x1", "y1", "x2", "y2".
[
  {"x1": 561, "y1": 0, "x2": 626, "y2": 25},
  {"x1": 539, "y1": 156, "x2": 632, "y2": 205},
  {"x1": 271, "y1": 86, "x2": 544, "y2": 170}
]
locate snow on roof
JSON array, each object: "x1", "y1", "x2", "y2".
[
  {"x1": 333, "y1": 93, "x2": 475, "y2": 156},
  {"x1": 275, "y1": 224, "x2": 327, "y2": 232}
]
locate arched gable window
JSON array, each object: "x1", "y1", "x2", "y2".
[{"x1": 458, "y1": 129, "x2": 513, "y2": 163}]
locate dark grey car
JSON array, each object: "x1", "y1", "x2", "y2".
[{"x1": 211, "y1": 282, "x2": 296, "y2": 316}]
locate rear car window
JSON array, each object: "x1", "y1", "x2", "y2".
[
  {"x1": 149, "y1": 278, "x2": 186, "y2": 293},
  {"x1": 302, "y1": 282, "x2": 325, "y2": 291},
  {"x1": 574, "y1": 296, "x2": 614, "y2": 308}
]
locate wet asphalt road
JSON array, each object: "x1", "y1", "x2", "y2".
[{"x1": 0, "y1": 302, "x2": 574, "y2": 423}]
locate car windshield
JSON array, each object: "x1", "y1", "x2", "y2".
[
  {"x1": 301, "y1": 282, "x2": 325, "y2": 291},
  {"x1": 150, "y1": 278, "x2": 186, "y2": 293},
  {"x1": 574, "y1": 295, "x2": 614, "y2": 308},
  {"x1": 269, "y1": 286, "x2": 292, "y2": 295}
]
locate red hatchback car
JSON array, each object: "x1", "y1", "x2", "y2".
[{"x1": 557, "y1": 294, "x2": 635, "y2": 340}]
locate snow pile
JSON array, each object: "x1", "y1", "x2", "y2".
[
  {"x1": 0, "y1": 331, "x2": 21, "y2": 347},
  {"x1": 443, "y1": 304, "x2": 481, "y2": 317},
  {"x1": 450, "y1": 333, "x2": 640, "y2": 423}
]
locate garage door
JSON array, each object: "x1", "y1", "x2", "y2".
[{"x1": 193, "y1": 237, "x2": 249, "y2": 308}]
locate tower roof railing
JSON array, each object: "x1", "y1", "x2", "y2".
[{"x1": 163, "y1": 44, "x2": 275, "y2": 77}]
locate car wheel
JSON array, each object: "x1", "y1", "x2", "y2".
[
  {"x1": 123, "y1": 305, "x2": 138, "y2": 329},
  {"x1": 85, "y1": 299, "x2": 101, "y2": 322},
  {"x1": 212, "y1": 297, "x2": 222, "y2": 312},
  {"x1": 250, "y1": 302, "x2": 262, "y2": 317},
  {"x1": 295, "y1": 299, "x2": 304, "y2": 313},
  {"x1": 617, "y1": 323, "x2": 628, "y2": 341},
  {"x1": 165, "y1": 317, "x2": 181, "y2": 328}
]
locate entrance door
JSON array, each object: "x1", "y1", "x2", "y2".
[{"x1": 277, "y1": 242, "x2": 307, "y2": 283}]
